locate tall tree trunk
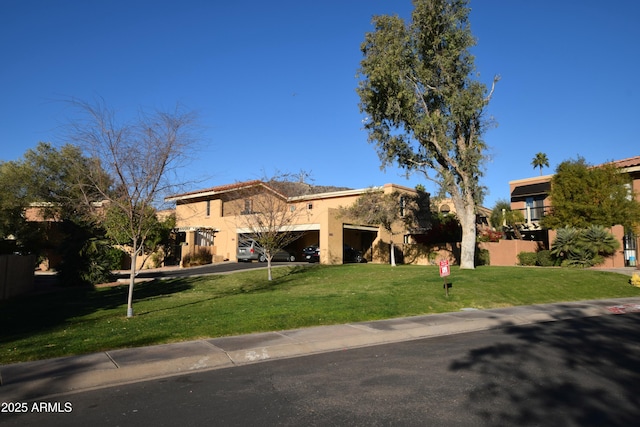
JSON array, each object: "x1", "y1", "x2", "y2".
[
  {"x1": 450, "y1": 188, "x2": 477, "y2": 270},
  {"x1": 390, "y1": 238, "x2": 396, "y2": 267},
  {"x1": 457, "y1": 204, "x2": 477, "y2": 269}
]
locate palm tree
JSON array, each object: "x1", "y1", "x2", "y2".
[{"x1": 531, "y1": 152, "x2": 549, "y2": 175}]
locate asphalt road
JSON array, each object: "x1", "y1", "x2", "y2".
[{"x1": 2, "y1": 313, "x2": 639, "y2": 427}]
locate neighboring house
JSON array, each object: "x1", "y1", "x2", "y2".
[
  {"x1": 509, "y1": 155, "x2": 640, "y2": 267},
  {"x1": 165, "y1": 180, "x2": 422, "y2": 265},
  {"x1": 23, "y1": 203, "x2": 63, "y2": 271},
  {"x1": 21, "y1": 201, "x2": 172, "y2": 272}
]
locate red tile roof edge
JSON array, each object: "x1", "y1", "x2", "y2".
[
  {"x1": 604, "y1": 155, "x2": 640, "y2": 169},
  {"x1": 167, "y1": 180, "x2": 270, "y2": 199}
]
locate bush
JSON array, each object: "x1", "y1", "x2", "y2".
[
  {"x1": 182, "y1": 248, "x2": 213, "y2": 267},
  {"x1": 517, "y1": 251, "x2": 537, "y2": 266},
  {"x1": 551, "y1": 225, "x2": 620, "y2": 268},
  {"x1": 150, "y1": 248, "x2": 166, "y2": 269},
  {"x1": 106, "y1": 247, "x2": 126, "y2": 270},
  {"x1": 477, "y1": 229, "x2": 503, "y2": 242},
  {"x1": 475, "y1": 248, "x2": 490, "y2": 266},
  {"x1": 536, "y1": 250, "x2": 555, "y2": 267},
  {"x1": 56, "y1": 219, "x2": 115, "y2": 287}
]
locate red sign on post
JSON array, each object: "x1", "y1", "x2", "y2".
[
  {"x1": 439, "y1": 260, "x2": 450, "y2": 277},
  {"x1": 439, "y1": 259, "x2": 451, "y2": 297}
]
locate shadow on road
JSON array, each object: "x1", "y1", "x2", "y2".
[{"x1": 449, "y1": 312, "x2": 640, "y2": 426}]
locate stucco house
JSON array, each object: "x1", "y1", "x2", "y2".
[
  {"x1": 165, "y1": 180, "x2": 422, "y2": 265},
  {"x1": 508, "y1": 155, "x2": 640, "y2": 267}
]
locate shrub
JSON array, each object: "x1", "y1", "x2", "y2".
[
  {"x1": 536, "y1": 250, "x2": 555, "y2": 267},
  {"x1": 517, "y1": 251, "x2": 537, "y2": 266},
  {"x1": 150, "y1": 248, "x2": 166, "y2": 269},
  {"x1": 182, "y1": 248, "x2": 213, "y2": 267},
  {"x1": 551, "y1": 225, "x2": 620, "y2": 268},
  {"x1": 579, "y1": 225, "x2": 620, "y2": 257},
  {"x1": 475, "y1": 248, "x2": 490, "y2": 266},
  {"x1": 477, "y1": 229, "x2": 503, "y2": 242},
  {"x1": 550, "y1": 227, "x2": 581, "y2": 260},
  {"x1": 106, "y1": 247, "x2": 126, "y2": 270},
  {"x1": 56, "y1": 219, "x2": 116, "y2": 287}
]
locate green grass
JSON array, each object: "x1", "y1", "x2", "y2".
[{"x1": 1, "y1": 264, "x2": 638, "y2": 364}]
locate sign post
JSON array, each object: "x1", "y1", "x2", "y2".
[{"x1": 439, "y1": 259, "x2": 450, "y2": 297}]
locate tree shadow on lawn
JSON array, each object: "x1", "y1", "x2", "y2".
[
  {"x1": 449, "y1": 312, "x2": 640, "y2": 426},
  {"x1": 125, "y1": 266, "x2": 312, "y2": 315},
  {"x1": 230, "y1": 265, "x2": 313, "y2": 293},
  {"x1": 0, "y1": 278, "x2": 195, "y2": 341}
]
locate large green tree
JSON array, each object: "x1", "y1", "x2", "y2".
[
  {"x1": 0, "y1": 142, "x2": 114, "y2": 284},
  {"x1": 542, "y1": 158, "x2": 640, "y2": 231},
  {"x1": 0, "y1": 159, "x2": 42, "y2": 255},
  {"x1": 357, "y1": 0, "x2": 499, "y2": 269}
]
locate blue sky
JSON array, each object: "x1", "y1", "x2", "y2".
[{"x1": 2, "y1": 0, "x2": 639, "y2": 208}]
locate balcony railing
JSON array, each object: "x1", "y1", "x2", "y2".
[{"x1": 512, "y1": 205, "x2": 551, "y2": 226}]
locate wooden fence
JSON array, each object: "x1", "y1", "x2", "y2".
[{"x1": 0, "y1": 254, "x2": 35, "y2": 300}]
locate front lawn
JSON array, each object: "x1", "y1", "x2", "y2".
[{"x1": 1, "y1": 264, "x2": 637, "y2": 364}]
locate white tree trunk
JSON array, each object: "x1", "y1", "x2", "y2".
[
  {"x1": 267, "y1": 257, "x2": 273, "y2": 281},
  {"x1": 127, "y1": 242, "x2": 138, "y2": 317},
  {"x1": 458, "y1": 204, "x2": 477, "y2": 269},
  {"x1": 390, "y1": 239, "x2": 396, "y2": 267}
]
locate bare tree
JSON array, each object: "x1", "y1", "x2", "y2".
[
  {"x1": 236, "y1": 178, "x2": 303, "y2": 281},
  {"x1": 65, "y1": 98, "x2": 198, "y2": 317}
]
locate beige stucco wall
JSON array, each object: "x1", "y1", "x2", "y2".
[
  {"x1": 172, "y1": 183, "x2": 421, "y2": 265},
  {"x1": 478, "y1": 240, "x2": 540, "y2": 266}
]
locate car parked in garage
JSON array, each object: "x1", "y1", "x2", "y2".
[
  {"x1": 344, "y1": 245, "x2": 366, "y2": 263},
  {"x1": 264, "y1": 248, "x2": 297, "y2": 262},
  {"x1": 301, "y1": 244, "x2": 366, "y2": 263},
  {"x1": 238, "y1": 239, "x2": 296, "y2": 262},
  {"x1": 302, "y1": 245, "x2": 320, "y2": 263}
]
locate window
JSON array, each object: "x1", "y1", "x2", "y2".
[
  {"x1": 307, "y1": 202, "x2": 313, "y2": 210},
  {"x1": 244, "y1": 199, "x2": 253, "y2": 214},
  {"x1": 206, "y1": 200, "x2": 210, "y2": 217},
  {"x1": 400, "y1": 196, "x2": 406, "y2": 217},
  {"x1": 624, "y1": 183, "x2": 633, "y2": 201},
  {"x1": 525, "y1": 196, "x2": 545, "y2": 221},
  {"x1": 196, "y1": 230, "x2": 214, "y2": 246}
]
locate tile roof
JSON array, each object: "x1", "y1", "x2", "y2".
[
  {"x1": 605, "y1": 155, "x2": 640, "y2": 169},
  {"x1": 166, "y1": 180, "x2": 355, "y2": 201},
  {"x1": 166, "y1": 180, "x2": 268, "y2": 200}
]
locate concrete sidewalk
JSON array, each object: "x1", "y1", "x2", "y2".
[{"x1": 2, "y1": 297, "x2": 640, "y2": 401}]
